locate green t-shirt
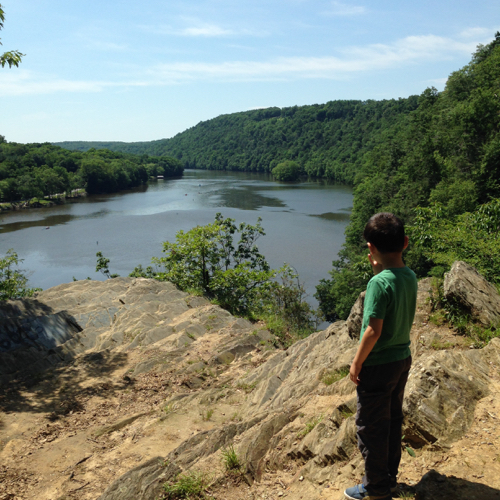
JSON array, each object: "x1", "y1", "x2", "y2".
[{"x1": 360, "y1": 266, "x2": 417, "y2": 366}]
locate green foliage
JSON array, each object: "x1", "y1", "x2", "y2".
[
  {"x1": 316, "y1": 35, "x2": 500, "y2": 320},
  {"x1": 153, "y1": 213, "x2": 274, "y2": 315},
  {"x1": 0, "y1": 249, "x2": 40, "y2": 301},
  {"x1": 0, "y1": 141, "x2": 183, "y2": 202},
  {"x1": 406, "y1": 199, "x2": 500, "y2": 285},
  {"x1": 128, "y1": 264, "x2": 157, "y2": 278},
  {"x1": 201, "y1": 409, "x2": 214, "y2": 421},
  {"x1": 401, "y1": 435, "x2": 416, "y2": 458},
  {"x1": 315, "y1": 251, "x2": 371, "y2": 321},
  {"x1": 235, "y1": 381, "x2": 257, "y2": 393},
  {"x1": 321, "y1": 367, "x2": 350, "y2": 385},
  {"x1": 55, "y1": 98, "x2": 419, "y2": 184},
  {"x1": 163, "y1": 470, "x2": 210, "y2": 499},
  {"x1": 220, "y1": 444, "x2": 242, "y2": 472},
  {"x1": 255, "y1": 265, "x2": 319, "y2": 346},
  {"x1": 271, "y1": 160, "x2": 301, "y2": 181},
  {"x1": 430, "y1": 339, "x2": 454, "y2": 350},
  {"x1": 95, "y1": 252, "x2": 119, "y2": 279},
  {"x1": 427, "y1": 277, "x2": 500, "y2": 347},
  {"x1": 0, "y1": 4, "x2": 24, "y2": 68},
  {"x1": 297, "y1": 415, "x2": 323, "y2": 439}
]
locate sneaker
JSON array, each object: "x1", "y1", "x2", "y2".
[{"x1": 344, "y1": 483, "x2": 392, "y2": 500}]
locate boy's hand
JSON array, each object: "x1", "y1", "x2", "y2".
[
  {"x1": 350, "y1": 361, "x2": 362, "y2": 386},
  {"x1": 368, "y1": 253, "x2": 383, "y2": 275}
]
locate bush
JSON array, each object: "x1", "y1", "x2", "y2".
[
  {"x1": 153, "y1": 213, "x2": 274, "y2": 315},
  {"x1": 163, "y1": 470, "x2": 209, "y2": 499},
  {"x1": 271, "y1": 160, "x2": 301, "y2": 181},
  {"x1": 0, "y1": 249, "x2": 40, "y2": 301}
]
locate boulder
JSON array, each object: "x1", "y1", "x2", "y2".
[{"x1": 444, "y1": 260, "x2": 500, "y2": 326}]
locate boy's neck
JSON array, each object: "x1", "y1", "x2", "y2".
[{"x1": 377, "y1": 252, "x2": 405, "y2": 270}]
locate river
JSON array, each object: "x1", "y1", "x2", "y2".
[{"x1": 0, "y1": 169, "x2": 352, "y2": 308}]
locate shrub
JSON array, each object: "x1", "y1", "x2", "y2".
[
  {"x1": 163, "y1": 470, "x2": 209, "y2": 499},
  {"x1": 0, "y1": 249, "x2": 40, "y2": 301},
  {"x1": 271, "y1": 160, "x2": 301, "y2": 181}
]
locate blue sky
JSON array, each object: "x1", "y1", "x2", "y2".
[{"x1": 1, "y1": 0, "x2": 499, "y2": 143}]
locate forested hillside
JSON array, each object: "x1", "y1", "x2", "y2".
[
  {"x1": 56, "y1": 97, "x2": 419, "y2": 185},
  {"x1": 316, "y1": 33, "x2": 500, "y2": 320},
  {"x1": 55, "y1": 35, "x2": 500, "y2": 324},
  {"x1": 0, "y1": 141, "x2": 183, "y2": 202}
]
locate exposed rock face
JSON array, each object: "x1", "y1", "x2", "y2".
[
  {"x1": 2, "y1": 264, "x2": 500, "y2": 500},
  {"x1": 444, "y1": 260, "x2": 500, "y2": 326}
]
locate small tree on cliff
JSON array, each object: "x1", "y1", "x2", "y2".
[
  {"x1": 153, "y1": 213, "x2": 275, "y2": 314},
  {"x1": 0, "y1": 250, "x2": 39, "y2": 301}
]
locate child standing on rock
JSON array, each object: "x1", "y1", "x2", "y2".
[{"x1": 344, "y1": 213, "x2": 417, "y2": 500}]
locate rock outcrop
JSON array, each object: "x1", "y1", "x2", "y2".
[
  {"x1": 1, "y1": 266, "x2": 500, "y2": 500},
  {"x1": 444, "y1": 260, "x2": 500, "y2": 326}
]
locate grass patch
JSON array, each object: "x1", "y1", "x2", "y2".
[
  {"x1": 297, "y1": 415, "x2": 323, "y2": 439},
  {"x1": 321, "y1": 367, "x2": 349, "y2": 385},
  {"x1": 397, "y1": 492, "x2": 416, "y2": 499},
  {"x1": 163, "y1": 470, "x2": 210, "y2": 499},
  {"x1": 235, "y1": 381, "x2": 257, "y2": 393},
  {"x1": 430, "y1": 339, "x2": 454, "y2": 350},
  {"x1": 428, "y1": 277, "x2": 500, "y2": 347},
  {"x1": 163, "y1": 403, "x2": 179, "y2": 417},
  {"x1": 339, "y1": 407, "x2": 355, "y2": 419},
  {"x1": 202, "y1": 409, "x2": 214, "y2": 421},
  {"x1": 221, "y1": 444, "x2": 242, "y2": 472}
]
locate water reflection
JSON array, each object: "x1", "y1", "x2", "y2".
[
  {"x1": 0, "y1": 170, "x2": 353, "y2": 305},
  {"x1": 0, "y1": 209, "x2": 113, "y2": 233},
  {"x1": 311, "y1": 212, "x2": 352, "y2": 222},
  {"x1": 213, "y1": 187, "x2": 287, "y2": 210}
]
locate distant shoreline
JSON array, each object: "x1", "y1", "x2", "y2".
[{"x1": 0, "y1": 190, "x2": 87, "y2": 212}]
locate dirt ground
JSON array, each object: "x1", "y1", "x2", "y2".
[{"x1": 1, "y1": 319, "x2": 500, "y2": 500}]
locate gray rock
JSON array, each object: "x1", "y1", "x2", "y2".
[
  {"x1": 444, "y1": 260, "x2": 500, "y2": 326},
  {"x1": 97, "y1": 457, "x2": 179, "y2": 500},
  {"x1": 346, "y1": 291, "x2": 365, "y2": 339}
]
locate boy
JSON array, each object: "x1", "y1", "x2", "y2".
[{"x1": 344, "y1": 213, "x2": 417, "y2": 500}]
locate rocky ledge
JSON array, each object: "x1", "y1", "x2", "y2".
[{"x1": 1, "y1": 262, "x2": 500, "y2": 500}]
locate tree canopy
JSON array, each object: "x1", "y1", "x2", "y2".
[
  {"x1": 316, "y1": 34, "x2": 500, "y2": 321},
  {"x1": 55, "y1": 97, "x2": 419, "y2": 185},
  {"x1": 0, "y1": 141, "x2": 183, "y2": 202},
  {"x1": 0, "y1": 3, "x2": 24, "y2": 68}
]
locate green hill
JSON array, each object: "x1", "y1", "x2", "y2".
[{"x1": 55, "y1": 97, "x2": 419, "y2": 185}]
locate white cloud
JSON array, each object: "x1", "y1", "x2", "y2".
[
  {"x1": 143, "y1": 21, "x2": 235, "y2": 37},
  {"x1": 0, "y1": 71, "x2": 106, "y2": 96},
  {"x1": 459, "y1": 27, "x2": 492, "y2": 39},
  {"x1": 144, "y1": 34, "x2": 479, "y2": 83},
  {"x1": 0, "y1": 32, "x2": 486, "y2": 96},
  {"x1": 323, "y1": 1, "x2": 366, "y2": 16}
]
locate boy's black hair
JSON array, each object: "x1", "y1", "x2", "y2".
[{"x1": 363, "y1": 212, "x2": 405, "y2": 253}]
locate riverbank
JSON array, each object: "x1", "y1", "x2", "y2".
[{"x1": 0, "y1": 190, "x2": 87, "y2": 212}]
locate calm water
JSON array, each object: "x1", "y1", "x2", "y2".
[{"x1": 0, "y1": 170, "x2": 352, "y2": 308}]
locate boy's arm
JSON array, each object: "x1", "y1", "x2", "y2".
[{"x1": 349, "y1": 317, "x2": 383, "y2": 386}]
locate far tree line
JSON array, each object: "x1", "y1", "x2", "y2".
[{"x1": 0, "y1": 138, "x2": 183, "y2": 203}]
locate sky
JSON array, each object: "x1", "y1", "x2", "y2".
[{"x1": 1, "y1": 0, "x2": 499, "y2": 144}]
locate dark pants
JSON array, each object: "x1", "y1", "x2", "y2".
[{"x1": 356, "y1": 356, "x2": 412, "y2": 496}]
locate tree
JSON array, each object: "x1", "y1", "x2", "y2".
[
  {"x1": 0, "y1": 4, "x2": 24, "y2": 68},
  {"x1": 153, "y1": 213, "x2": 275, "y2": 314},
  {"x1": 96, "y1": 252, "x2": 119, "y2": 279},
  {"x1": 0, "y1": 250, "x2": 39, "y2": 301},
  {"x1": 271, "y1": 160, "x2": 301, "y2": 181}
]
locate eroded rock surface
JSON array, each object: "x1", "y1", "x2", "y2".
[
  {"x1": 1, "y1": 268, "x2": 500, "y2": 500},
  {"x1": 444, "y1": 260, "x2": 500, "y2": 326}
]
